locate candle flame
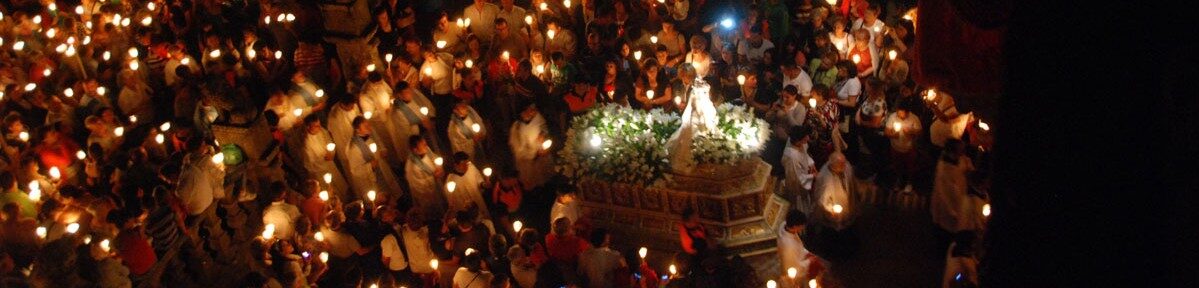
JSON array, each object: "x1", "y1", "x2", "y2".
[
  {"x1": 541, "y1": 139, "x2": 553, "y2": 150},
  {"x1": 326, "y1": 143, "x2": 336, "y2": 152},
  {"x1": 49, "y1": 167, "x2": 61, "y2": 180},
  {"x1": 66, "y1": 222, "x2": 80, "y2": 234},
  {"x1": 323, "y1": 173, "x2": 333, "y2": 184},
  {"x1": 160, "y1": 122, "x2": 172, "y2": 132},
  {"x1": 319, "y1": 190, "x2": 329, "y2": 201},
  {"x1": 513, "y1": 220, "x2": 523, "y2": 232},
  {"x1": 433, "y1": 156, "x2": 444, "y2": 166},
  {"x1": 367, "y1": 190, "x2": 377, "y2": 202},
  {"x1": 446, "y1": 181, "x2": 457, "y2": 193},
  {"x1": 787, "y1": 267, "x2": 798, "y2": 279},
  {"x1": 832, "y1": 204, "x2": 844, "y2": 214},
  {"x1": 319, "y1": 252, "x2": 329, "y2": 263},
  {"x1": 76, "y1": 150, "x2": 87, "y2": 160},
  {"x1": 638, "y1": 247, "x2": 648, "y2": 258},
  {"x1": 155, "y1": 133, "x2": 165, "y2": 144},
  {"x1": 368, "y1": 143, "x2": 378, "y2": 153},
  {"x1": 430, "y1": 259, "x2": 439, "y2": 269},
  {"x1": 646, "y1": 90, "x2": 655, "y2": 99},
  {"x1": 982, "y1": 204, "x2": 992, "y2": 217},
  {"x1": 471, "y1": 123, "x2": 481, "y2": 133},
  {"x1": 36, "y1": 227, "x2": 47, "y2": 239},
  {"x1": 420, "y1": 107, "x2": 430, "y2": 116},
  {"x1": 650, "y1": 36, "x2": 658, "y2": 44},
  {"x1": 633, "y1": 51, "x2": 642, "y2": 60},
  {"x1": 766, "y1": 280, "x2": 777, "y2": 288},
  {"x1": 888, "y1": 50, "x2": 898, "y2": 61},
  {"x1": 482, "y1": 167, "x2": 493, "y2": 177},
  {"x1": 737, "y1": 75, "x2": 746, "y2": 85},
  {"x1": 668, "y1": 264, "x2": 677, "y2": 275}
]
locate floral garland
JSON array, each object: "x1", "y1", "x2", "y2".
[{"x1": 557, "y1": 104, "x2": 769, "y2": 185}]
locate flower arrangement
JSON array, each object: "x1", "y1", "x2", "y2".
[{"x1": 557, "y1": 104, "x2": 769, "y2": 185}]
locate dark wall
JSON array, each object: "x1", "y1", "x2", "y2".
[{"x1": 982, "y1": 0, "x2": 1198, "y2": 286}]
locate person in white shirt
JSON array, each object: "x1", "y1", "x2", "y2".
[
  {"x1": 447, "y1": 101, "x2": 486, "y2": 160},
  {"x1": 783, "y1": 127, "x2": 818, "y2": 209},
  {"x1": 297, "y1": 115, "x2": 351, "y2": 199},
  {"x1": 544, "y1": 20, "x2": 577, "y2": 61},
  {"x1": 496, "y1": 0, "x2": 528, "y2": 34},
  {"x1": 828, "y1": 18, "x2": 854, "y2": 58},
  {"x1": 262, "y1": 182, "x2": 302, "y2": 240},
  {"x1": 290, "y1": 71, "x2": 327, "y2": 111},
  {"x1": 378, "y1": 208, "x2": 410, "y2": 283},
  {"x1": 320, "y1": 211, "x2": 363, "y2": 259},
  {"x1": 445, "y1": 152, "x2": 489, "y2": 217},
  {"x1": 344, "y1": 116, "x2": 405, "y2": 201},
  {"x1": 509, "y1": 103, "x2": 554, "y2": 189},
  {"x1": 737, "y1": 26, "x2": 775, "y2": 65},
  {"x1": 851, "y1": 6, "x2": 886, "y2": 44},
  {"x1": 884, "y1": 106, "x2": 922, "y2": 193},
  {"x1": 768, "y1": 85, "x2": 808, "y2": 139},
  {"x1": 391, "y1": 82, "x2": 437, "y2": 159},
  {"x1": 433, "y1": 13, "x2": 467, "y2": 53},
  {"x1": 578, "y1": 228, "x2": 627, "y2": 288},
  {"x1": 815, "y1": 152, "x2": 853, "y2": 230},
  {"x1": 420, "y1": 51, "x2": 456, "y2": 97},
  {"x1": 405, "y1": 136, "x2": 447, "y2": 217},
  {"x1": 401, "y1": 209, "x2": 439, "y2": 284},
  {"x1": 782, "y1": 63, "x2": 814, "y2": 97},
  {"x1": 463, "y1": 0, "x2": 501, "y2": 42},
  {"x1": 264, "y1": 88, "x2": 304, "y2": 131},
  {"x1": 550, "y1": 188, "x2": 580, "y2": 226},
  {"x1": 453, "y1": 252, "x2": 494, "y2": 288},
  {"x1": 175, "y1": 139, "x2": 225, "y2": 217},
  {"x1": 777, "y1": 210, "x2": 817, "y2": 286},
  {"x1": 327, "y1": 97, "x2": 362, "y2": 181}
]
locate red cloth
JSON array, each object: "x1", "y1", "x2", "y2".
[
  {"x1": 35, "y1": 139, "x2": 78, "y2": 173},
  {"x1": 545, "y1": 233, "x2": 590, "y2": 265},
  {"x1": 300, "y1": 196, "x2": 327, "y2": 225},
  {"x1": 491, "y1": 179, "x2": 523, "y2": 213},
  {"x1": 563, "y1": 88, "x2": 597, "y2": 113},
  {"x1": 912, "y1": 0, "x2": 1007, "y2": 95},
  {"x1": 115, "y1": 230, "x2": 158, "y2": 275},
  {"x1": 849, "y1": 46, "x2": 873, "y2": 75},
  {"x1": 453, "y1": 80, "x2": 484, "y2": 102}
]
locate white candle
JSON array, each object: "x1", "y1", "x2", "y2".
[
  {"x1": 274, "y1": 51, "x2": 283, "y2": 59},
  {"x1": 114, "y1": 126, "x2": 125, "y2": 137},
  {"x1": 737, "y1": 75, "x2": 746, "y2": 85},
  {"x1": 633, "y1": 51, "x2": 642, "y2": 61},
  {"x1": 482, "y1": 167, "x2": 493, "y2": 177},
  {"x1": 420, "y1": 107, "x2": 430, "y2": 116},
  {"x1": 810, "y1": 279, "x2": 819, "y2": 288},
  {"x1": 262, "y1": 224, "x2": 276, "y2": 239},
  {"x1": 368, "y1": 143, "x2": 378, "y2": 153},
  {"x1": 160, "y1": 122, "x2": 172, "y2": 132},
  {"x1": 129, "y1": 60, "x2": 140, "y2": 71},
  {"x1": 23, "y1": 83, "x2": 36, "y2": 92},
  {"x1": 66, "y1": 222, "x2": 81, "y2": 234},
  {"x1": 852, "y1": 54, "x2": 861, "y2": 64},
  {"x1": 433, "y1": 157, "x2": 444, "y2": 166},
  {"x1": 525, "y1": 15, "x2": 533, "y2": 26},
  {"x1": 12, "y1": 41, "x2": 24, "y2": 51},
  {"x1": 385, "y1": 53, "x2": 394, "y2": 63},
  {"x1": 502, "y1": 51, "x2": 510, "y2": 61},
  {"x1": 319, "y1": 190, "x2": 329, "y2": 201},
  {"x1": 808, "y1": 98, "x2": 817, "y2": 108},
  {"x1": 832, "y1": 204, "x2": 844, "y2": 214},
  {"x1": 541, "y1": 139, "x2": 553, "y2": 150},
  {"x1": 446, "y1": 181, "x2": 457, "y2": 193},
  {"x1": 436, "y1": 40, "x2": 447, "y2": 49},
  {"x1": 646, "y1": 90, "x2": 655, "y2": 100},
  {"x1": 471, "y1": 123, "x2": 481, "y2": 133},
  {"x1": 180, "y1": 57, "x2": 190, "y2": 65},
  {"x1": 465, "y1": 59, "x2": 474, "y2": 68},
  {"x1": 209, "y1": 49, "x2": 221, "y2": 58},
  {"x1": 319, "y1": 252, "x2": 329, "y2": 263},
  {"x1": 638, "y1": 247, "x2": 648, "y2": 258},
  {"x1": 513, "y1": 220, "x2": 523, "y2": 232},
  {"x1": 247, "y1": 49, "x2": 257, "y2": 60},
  {"x1": 367, "y1": 190, "x2": 377, "y2": 202},
  {"x1": 589, "y1": 134, "x2": 602, "y2": 148},
  {"x1": 766, "y1": 280, "x2": 777, "y2": 288},
  {"x1": 366, "y1": 64, "x2": 376, "y2": 72},
  {"x1": 100, "y1": 239, "x2": 111, "y2": 253},
  {"x1": 129, "y1": 115, "x2": 138, "y2": 123},
  {"x1": 76, "y1": 150, "x2": 87, "y2": 160},
  {"x1": 978, "y1": 120, "x2": 991, "y2": 131},
  {"x1": 155, "y1": 133, "x2": 165, "y2": 144},
  {"x1": 893, "y1": 122, "x2": 902, "y2": 132},
  {"x1": 49, "y1": 167, "x2": 60, "y2": 180},
  {"x1": 364, "y1": 111, "x2": 373, "y2": 120},
  {"x1": 323, "y1": 173, "x2": 333, "y2": 184},
  {"x1": 650, "y1": 36, "x2": 658, "y2": 44},
  {"x1": 102, "y1": 51, "x2": 111, "y2": 61},
  {"x1": 63, "y1": 88, "x2": 74, "y2": 97},
  {"x1": 315, "y1": 89, "x2": 325, "y2": 98},
  {"x1": 547, "y1": 29, "x2": 556, "y2": 40},
  {"x1": 430, "y1": 259, "x2": 439, "y2": 270},
  {"x1": 564, "y1": 0, "x2": 572, "y2": 8},
  {"x1": 35, "y1": 227, "x2": 47, "y2": 239},
  {"x1": 212, "y1": 152, "x2": 225, "y2": 164},
  {"x1": 17, "y1": 132, "x2": 28, "y2": 142},
  {"x1": 97, "y1": 87, "x2": 107, "y2": 96},
  {"x1": 888, "y1": 50, "x2": 898, "y2": 61},
  {"x1": 982, "y1": 204, "x2": 992, "y2": 217},
  {"x1": 292, "y1": 108, "x2": 303, "y2": 117},
  {"x1": 787, "y1": 267, "x2": 798, "y2": 279},
  {"x1": 668, "y1": 264, "x2": 677, "y2": 275},
  {"x1": 539, "y1": 3, "x2": 549, "y2": 10},
  {"x1": 140, "y1": 16, "x2": 152, "y2": 26}
]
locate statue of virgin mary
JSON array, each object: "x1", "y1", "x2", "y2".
[{"x1": 667, "y1": 73, "x2": 719, "y2": 173}]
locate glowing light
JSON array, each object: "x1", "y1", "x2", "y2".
[
  {"x1": 326, "y1": 143, "x2": 336, "y2": 152},
  {"x1": 366, "y1": 64, "x2": 376, "y2": 72},
  {"x1": 810, "y1": 279, "x2": 819, "y2": 288},
  {"x1": 825, "y1": 0, "x2": 837, "y2": 5},
  {"x1": 318, "y1": 190, "x2": 329, "y2": 201},
  {"x1": 323, "y1": 173, "x2": 333, "y2": 184},
  {"x1": 471, "y1": 123, "x2": 481, "y2": 133},
  {"x1": 978, "y1": 120, "x2": 991, "y2": 131},
  {"x1": 33, "y1": 15, "x2": 42, "y2": 24},
  {"x1": 155, "y1": 133, "x2": 165, "y2": 144},
  {"x1": 787, "y1": 267, "x2": 798, "y2": 279},
  {"x1": 541, "y1": 139, "x2": 553, "y2": 150},
  {"x1": 42, "y1": 68, "x2": 51, "y2": 77},
  {"x1": 121, "y1": 18, "x2": 131, "y2": 27},
  {"x1": 28, "y1": 188, "x2": 41, "y2": 201},
  {"x1": 852, "y1": 54, "x2": 861, "y2": 64},
  {"x1": 100, "y1": 239, "x2": 111, "y2": 252},
  {"x1": 49, "y1": 167, "x2": 61, "y2": 180},
  {"x1": 247, "y1": 49, "x2": 257, "y2": 60},
  {"x1": 75, "y1": 5, "x2": 84, "y2": 15},
  {"x1": 55, "y1": 44, "x2": 68, "y2": 53},
  {"x1": 456, "y1": 18, "x2": 465, "y2": 28},
  {"x1": 66, "y1": 222, "x2": 81, "y2": 234},
  {"x1": 832, "y1": 204, "x2": 844, "y2": 214},
  {"x1": 766, "y1": 280, "x2": 777, "y2": 288},
  {"x1": 424, "y1": 67, "x2": 433, "y2": 76},
  {"x1": 673, "y1": 96, "x2": 682, "y2": 105},
  {"x1": 419, "y1": 107, "x2": 430, "y2": 116},
  {"x1": 650, "y1": 36, "x2": 658, "y2": 44},
  {"x1": 633, "y1": 51, "x2": 642, "y2": 61},
  {"x1": 465, "y1": 247, "x2": 476, "y2": 255},
  {"x1": 482, "y1": 167, "x2": 492, "y2": 177},
  {"x1": 315, "y1": 89, "x2": 325, "y2": 98},
  {"x1": 513, "y1": 220, "x2": 523, "y2": 232},
  {"x1": 76, "y1": 150, "x2": 87, "y2": 160},
  {"x1": 547, "y1": 29, "x2": 556, "y2": 40},
  {"x1": 367, "y1": 190, "x2": 377, "y2": 202},
  {"x1": 102, "y1": 51, "x2": 112, "y2": 61},
  {"x1": 276, "y1": 14, "x2": 285, "y2": 22},
  {"x1": 36, "y1": 227, "x2": 47, "y2": 239},
  {"x1": 982, "y1": 204, "x2": 992, "y2": 217},
  {"x1": 28, "y1": 181, "x2": 38, "y2": 192},
  {"x1": 436, "y1": 40, "x2": 447, "y2": 49},
  {"x1": 430, "y1": 259, "x2": 439, "y2": 270},
  {"x1": 262, "y1": 224, "x2": 276, "y2": 239},
  {"x1": 285, "y1": 14, "x2": 296, "y2": 22},
  {"x1": 809, "y1": 98, "x2": 817, "y2": 108},
  {"x1": 564, "y1": 0, "x2": 572, "y2": 9},
  {"x1": 385, "y1": 53, "x2": 394, "y2": 63},
  {"x1": 539, "y1": 3, "x2": 549, "y2": 10},
  {"x1": 720, "y1": 18, "x2": 735, "y2": 29},
  {"x1": 141, "y1": 16, "x2": 153, "y2": 26},
  {"x1": 209, "y1": 50, "x2": 221, "y2": 58},
  {"x1": 148, "y1": 2, "x2": 157, "y2": 11},
  {"x1": 888, "y1": 50, "x2": 898, "y2": 61},
  {"x1": 292, "y1": 108, "x2": 303, "y2": 117},
  {"x1": 64, "y1": 46, "x2": 76, "y2": 56},
  {"x1": 893, "y1": 122, "x2": 902, "y2": 132},
  {"x1": 17, "y1": 132, "x2": 28, "y2": 142},
  {"x1": 525, "y1": 15, "x2": 533, "y2": 26},
  {"x1": 114, "y1": 126, "x2": 125, "y2": 137},
  {"x1": 645, "y1": 90, "x2": 655, "y2": 100},
  {"x1": 160, "y1": 122, "x2": 172, "y2": 132},
  {"x1": 446, "y1": 181, "x2": 457, "y2": 193},
  {"x1": 129, "y1": 60, "x2": 140, "y2": 71},
  {"x1": 97, "y1": 86, "x2": 107, "y2": 96},
  {"x1": 433, "y1": 157, "x2": 444, "y2": 166},
  {"x1": 737, "y1": 75, "x2": 746, "y2": 85},
  {"x1": 535, "y1": 65, "x2": 545, "y2": 75},
  {"x1": 274, "y1": 51, "x2": 283, "y2": 59},
  {"x1": 24, "y1": 83, "x2": 36, "y2": 92},
  {"x1": 48, "y1": 3, "x2": 57, "y2": 11},
  {"x1": 501, "y1": 51, "x2": 510, "y2": 60},
  {"x1": 668, "y1": 264, "x2": 677, "y2": 275},
  {"x1": 638, "y1": 247, "x2": 648, "y2": 258},
  {"x1": 925, "y1": 89, "x2": 938, "y2": 101},
  {"x1": 319, "y1": 252, "x2": 329, "y2": 263},
  {"x1": 12, "y1": 41, "x2": 24, "y2": 51},
  {"x1": 212, "y1": 152, "x2": 225, "y2": 165},
  {"x1": 368, "y1": 143, "x2": 378, "y2": 153}
]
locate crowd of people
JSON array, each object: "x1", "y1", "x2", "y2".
[{"x1": 0, "y1": 0, "x2": 993, "y2": 287}]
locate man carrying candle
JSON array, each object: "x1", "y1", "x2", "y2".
[
  {"x1": 391, "y1": 81, "x2": 438, "y2": 159},
  {"x1": 815, "y1": 152, "x2": 854, "y2": 230},
  {"x1": 445, "y1": 152, "x2": 490, "y2": 218},
  {"x1": 884, "y1": 104, "x2": 922, "y2": 194},
  {"x1": 405, "y1": 136, "x2": 448, "y2": 218},
  {"x1": 777, "y1": 210, "x2": 818, "y2": 286},
  {"x1": 508, "y1": 101, "x2": 553, "y2": 189},
  {"x1": 578, "y1": 228, "x2": 627, "y2": 288},
  {"x1": 447, "y1": 100, "x2": 487, "y2": 160},
  {"x1": 345, "y1": 116, "x2": 404, "y2": 202},
  {"x1": 298, "y1": 115, "x2": 350, "y2": 199}
]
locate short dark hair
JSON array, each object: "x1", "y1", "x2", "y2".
[
  {"x1": 789, "y1": 126, "x2": 812, "y2": 143},
  {"x1": 408, "y1": 135, "x2": 424, "y2": 149},
  {"x1": 453, "y1": 152, "x2": 470, "y2": 164},
  {"x1": 0, "y1": 172, "x2": 13, "y2": 190},
  {"x1": 681, "y1": 207, "x2": 696, "y2": 220},
  {"x1": 303, "y1": 114, "x2": 321, "y2": 126},
  {"x1": 785, "y1": 210, "x2": 808, "y2": 228},
  {"x1": 589, "y1": 228, "x2": 610, "y2": 247},
  {"x1": 395, "y1": 81, "x2": 410, "y2": 91},
  {"x1": 368, "y1": 71, "x2": 383, "y2": 82},
  {"x1": 783, "y1": 85, "x2": 799, "y2": 96}
]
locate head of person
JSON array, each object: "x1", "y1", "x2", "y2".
[
  {"x1": 395, "y1": 81, "x2": 413, "y2": 102},
  {"x1": 689, "y1": 35, "x2": 707, "y2": 52},
  {"x1": 655, "y1": 44, "x2": 669, "y2": 60},
  {"x1": 865, "y1": 6, "x2": 881, "y2": 22},
  {"x1": 789, "y1": 125, "x2": 812, "y2": 146},
  {"x1": 519, "y1": 102, "x2": 538, "y2": 121},
  {"x1": 896, "y1": 105, "x2": 910, "y2": 119},
  {"x1": 572, "y1": 77, "x2": 591, "y2": 94},
  {"x1": 605, "y1": 59, "x2": 619, "y2": 76},
  {"x1": 836, "y1": 60, "x2": 858, "y2": 79},
  {"x1": 462, "y1": 252, "x2": 484, "y2": 272},
  {"x1": 453, "y1": 152, "x2": 470, "y2": 174},
  {"x1": 552, "y1": 217, "x2": 572, "y2": 236},
  {"x1": 783, "y1": 63, "x2": 801, "y2": 79},
  {"x1": 406, "y1": 208, "x2": 425, "y2": 229},
  {"x1": 409, "y1": 135, "x2": 428, "y2": 155},
  {"x1": 784, "y1": 210, "x2": 808, "y2": 234},
  {"x1": 661, "y1": 21, "x2": 675, "y2": 33},
  {"x1": 748, "y1": 25, "x2": 765, "y2": 45},
  {"x1": 303, "y1": 115, "x2": 323, "y2": 135},
  {"x1": 794, "y1": 50, "x2": 808, "y2": 67},
  {"x1": 828, "y1": 152, "x2": 848, "y2": 174},
  {"x1": 782, "y1": 85, "x2": 799, "y2": 104},
  {"x1": 495, "y1": 18, "x2": 510, "y2": 38},
  {"x1": 352, "y1": 116, "x2": 371, "y2": 136},
  {"x1": 456, "y1": 210, "x2": 476, "y2": 231},
  {"x1": 271, "y1": 181, "x2": 288, "y2": 202},
  {"x1": 833, "y1": 17, "x2": 847, "y2": 32},
  {"x1": 853, "y1": 29, "x2": 871, "y2": 47},
  {"x1": 589, "y1": 228, "x2": 611, "y2": 248}
]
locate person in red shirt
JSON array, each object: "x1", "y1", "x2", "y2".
[
  {"x1": 114, "y1": 209, "x2": 158, "y2": 276},
  {"x1": 544, "y1": 217, "x2": 590, "y2": 267},
  {"x1": 33, "y1": 123, "x2": 79, "y2": 179},
  {"x1": 297, "y1": 179, "x2": 328, "y2": 226},
  {"x1": 562, "y1": 77, "x2": 597, "y2": 115}
]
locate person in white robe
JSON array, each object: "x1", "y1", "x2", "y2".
[
  {"x1": 405, "y1": 136, "x2": 448, "y2": 218},
  {"x1": 358, "y1": 72, "x2": 404, "y2": 166},
  {"x1": 783, "y1": 127, "x2": 818, "y2": 212},
  {"x1": 264, "y1": 89, "x2": 305, "y2": 131},
  {"x1": 391, "y1": 82, "x2": 437, "y2": 159},
  {"x1": 344, "y1": 116, "x2": 406, "y2": 202},
  {"x1": 290, "y1": 71, "x2": 327, "y2": 111},
  {"x1": 327, "y1": 97, "x2": 362, "y2": 186},
  {"x1": 447, "y1": 101, "x2": 486, "y2": 160},
  {"x1": 445, "y1": 152, "x2": 489, "y2": 217},
  {"x1": 509, "y1": 103, "x2": 554, "y2": 189},
  {"x1": 815, "y1": 152, "x2": 854, "y2": 230},
  {"x1": 778, "y1": 210, "x2": 817, "y2": 285},
  {"x1": 932, "y1": 139, "x2": 977, "y2": 232},
  {"x1": 549, "y1": 190, "x2": 580, "y2": 225},
  {"x1": 297, "y1": 115, "x2": 351, "y2": 199}
]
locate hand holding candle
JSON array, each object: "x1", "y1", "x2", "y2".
[{"x1": 512, "y1": 220, "x2": 523, "y2": 232}]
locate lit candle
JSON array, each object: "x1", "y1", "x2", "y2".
[
  {"x1": 420, "y1": 107, "x2": 430, "y2": 116},
  {"x1": 247, "y1": 49, "x2": 257, "y2": 60},
  {"x1": 564, "y1": 0, "x2": 572, "y2": 9},
  {"x1": 264, "y1": 16, "x2": 272, "y2": 24},
  {"x1": 650, "y1": 36, "x2": 658, "y2": 44},
  {"x1": 852, "y1": 54, "x2": 861, "y2": 64},
  {"x1": 465, "y1": 59, "x2": 474, "y2": 68},
  {"x1": 385, "y1": 53, "x2": 394, "y2": 63},
  {"x1": 148, "y1": 2, "x2": 157, "y2": 11},
  {"x1": 28, "y1": 188, "x2": 40, "y2": 202},
  {"x1": 737, "y1": 75, "x2": 746, "y2": 85},
  {"x1": 832, "y1": 204, "x2": 844, "y2": 214},
  {"x1": 209, "y1": 49, "x2": 221, "y2": 58},
  {"x1": 100, "y1": 239, "x2": 111, "y2": 253},
  {"x1": 471, "y1": 123, "x2": 481, "y2": 133},
  {"x1": 430, "y1": 259, "x2": 439, "y2": 270},
  {"x1": 367, "y1": 190, "x2": 377, "y2": 202},
  {"x1": 673, "y1": 96, "x2": 682, "y2": 105},
  {"x1": 766, "y1": 280, "x2": 777, "y2": 288},
  {"x1": 75, "y1": 5, "x2": 84, "y2": 14},
  {"x1": 366, "y1": 64, "x2": 376, "y2": 72},
  {"x1": 319, "y1": 252, "x2": 329, "y2": 263},
  {"x1": 276, "y1": 14, "x2": 285, "y2": 22},
  {"x1": 513, "y1": 220, "x2": 523, "y2": 232},
  {"x1": 539, "y1": 3, "x2": 549, "y2": 10},
  {"x1": 638, "y1": 247, "x2": 648, "y2": 258},
  {"x1": 363, "y1": 111, "x2": 373, "y2": 120},
  {"x1": 17, "y1": 132, "x2": 29, "y2": 142},
  {"x1": 42, "y1": 68, "x2": 51, "y2": 77},
  {"x1": 129, "y1": 115, "x2": 139, "y2": 124},
  {"x1": 102, "y1": 51, "x2": 111, "y2": 61},
  {"x1": 787, "y1": 267, "x2": 798, "y2": 280},
  {"x1": 129, "y1": 60, "x2": 140, "y2": 71},
  {"x1": 982, "y1": 204, "x2": 992, "y2": 217},
  {"x1": 525, "y1": 15, "x2": 533, "y2": 26},
  {"x1": 326, "y1": 143, "x2": 336, "y2": 152},
  {"x1": 36, "y1": 227, "x2": 47, "y2": 239},
  {"x1": 502, "y1": 51, "x2": 510, "y2": 61},
  {"x1": 274, "y1": 51, "x2": 283, "y2": 59},
  {"x1": 547, "y1": 29, "x2": 556, "y2": 40},
  {"x1": 160, "y1": 122, "x2": 172, "y2": 132},
  {"x1": 76, "y1": 150, "x2": 87, "y2": 160},
  {"x1": 925, "y1": 89, "x2": 937, "y2": 101},
  {"x1": 541, "y1": 139, "x2": 553, "y2": 150},
  {"x1": 456, "y1": 18, "x2": 465, "y2": 28},
  {"x1": 155, "y1": 133, "x2": 165, "y2": 144},
  {"x1": 97, "y1": 87, "x2": 107, "y2": 96},
  {"x1": 315, "y1": 89, "x2": 326, "y2": 98},
  {"x1": 978, "y1": 120, "x2": 990, "y2": 131},
  {"x1": 66, "y1": 222, "x2": 81, "y2": 234},
  {"x1": 808, "y1": 98, "x2": 817, "y2": 108},
  {"x1": 212, "y1": 152, "x2": 225, "y2": 165},
  {"x1": 49, "y1": 167, "x2": 61, "y2": 180},
  {"x1": 23, "y1": 83, "x2": 36, "y2": 92},
  {"x1": 436, "y1": 40, "x2": 447, "y2": 49},
  {"x1": 180, "y1": 57, "x2": 190, "y2": 65},
  {"x1": 446, "y1": 181, "x2": 457, "y2": 193},
  {"x1": 810, "y1": 279, "x2": 819, "y2": 288},
  {"x1": 123, "y1": 18, "x2": 132, "y2": 27},
  {"x1": 12, "y1": 41, "x2": 24, "y2": 51},
  {"x1": 646, "y1": 90, "x2": 655, "y2": 100},
  {"x1": 114, "y1": 126, "x2": 125, "y2": 137},
  {"x1": 286, "y1": 14, "x2": 296, "y2": 22},
  {"x1": 323, "y1": 173, "x2": 333, "y2": 184},
  {"x1": 535, "y1": 65, "x2": 545, "y2": 75},
  {"x1": 892, "y1": 122, "x2": 902, "y2": 132},
  {"x1": 63, "y1": 88, "x2": 74, "y2": 97},
  {"x1": 262, "y1": 224, "x2": 276, "y2": 239},
  {"x1": 482, "y1": 167, "x2": 493, "y2": 177},
  {"x1": 424, "y1": 67, "x2": 433, "y2": 76},
  {"x1": 140, "y1": 16, "x2": 152, "y2": 26},
  {"x1": 668, "y1": 264, "x2": 677, "y2": 275},
  {"x1": 433, "y1": 157, "x2": 444, "y2": 166},
  {"x1": 368, "y1": 143, "x2": 378, "y2": 153},
  {"x1": 589, "y1": 134, "x2": 602, "y2": 148},
  {"x1": 318, "y1": 190, "x2": 329, "y2": 201},
  {"x1": 633, "y1": 51, "x2": 642, "y2": 61},
  {"x1": 888, "y1": 50, "x2": 898, "y2": 61}
]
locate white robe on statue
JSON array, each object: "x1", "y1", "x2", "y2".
[
  {"x1": 345, "y1": 134, "x2": 405, "y2": 200},
  {"x1": 300, "y1": 129, "x2": 350, "y2": 199},
  {"x1": 815, "y1": 161, "x2": 854, "y2": 230},
  {"x1": 445, "y1": 164, "x2": 489, "y2": 217},
  {"x1": 932, "y1": 156, "x2": 976, "y2": 232},
  {"x1": 448, "y1": 108, "x2": 485, "y2": 159},
  {"x1": 667, "y1": 78, "x2": 718, "y2": 173},
  {"x1": 406, "y1": 152, "x2": 447, "y2": 215},
  {"x1": 509, "y1": 113, "x2": 553, "y2": 188},
  {"x1": 391, "y1": 91, "x2": 436, "y2": 158},
  {"x1": 777, "y1": 225, "x2": 814, "y2": 284}
]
